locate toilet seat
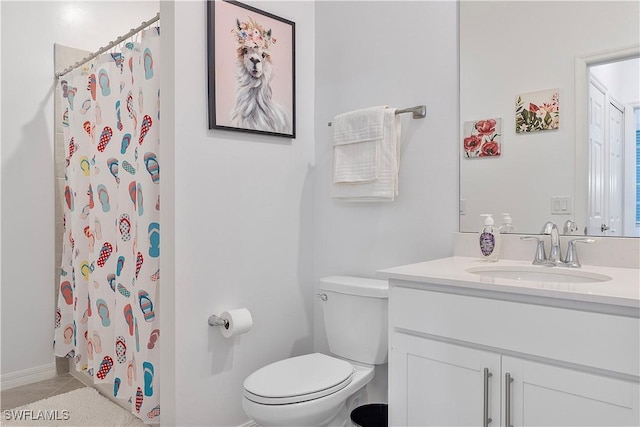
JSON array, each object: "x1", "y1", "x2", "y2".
[{"x1": 243, "y1": 353, "x2": 354, "y2": 405}]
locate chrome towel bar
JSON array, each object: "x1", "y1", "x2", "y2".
[{"x1": 328, "y1": 105, "x2": 426, "y2": 126}]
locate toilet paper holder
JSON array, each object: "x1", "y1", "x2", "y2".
[
  {"x1": 208, "y1": 308, "x2": 253, "y2": 338},
  {"x1": 208, "y1": 314, "x2": 229, "y2": 329}
]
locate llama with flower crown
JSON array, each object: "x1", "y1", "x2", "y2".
[{"x1": 230, "y1": 17, "x2": 291, "y2": 134}]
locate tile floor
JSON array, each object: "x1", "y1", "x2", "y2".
[{"x1": 0, "y1": 374, "x2": 86, "y2": 411}]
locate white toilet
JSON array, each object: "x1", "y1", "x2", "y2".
[{"x1": 242, "y1": 276, "x2": 388, "y2": 427}]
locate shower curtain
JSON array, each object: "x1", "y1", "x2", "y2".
[{"x1": 54, "y1": 28, "x2": 160, "y2": 424}]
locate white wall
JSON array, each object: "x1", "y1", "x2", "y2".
[
  {"x1": 313, "y1": 0, "x2": 459, "y2": 401},
  {"x1": 459, "y1": 1, "x2": 640, "y2": 235},
  {"x1": 168, "y1": 1, "x2": 316, "y2": 425},
  {"x1": 0, "y1": 0, "x2": 159, "y2": 383}
]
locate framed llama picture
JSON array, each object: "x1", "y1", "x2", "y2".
[{"x1": 208, "y1": 0, "x2": 296, "y2": 138}]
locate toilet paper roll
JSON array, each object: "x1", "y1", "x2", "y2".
[{"x1": 220, "y1": 308, "x2": 253, "y2": 338}]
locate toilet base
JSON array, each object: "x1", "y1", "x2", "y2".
[{"x1": 325, "y1": 386, "x2": 367, "y2": 427}]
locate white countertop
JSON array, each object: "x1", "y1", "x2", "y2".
[{"x1": 377, "y1": 256, "x2": 640, "y2": 309}]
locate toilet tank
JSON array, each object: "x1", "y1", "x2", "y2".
[{"x1": 319, "y1": 276, "x2": 388, "y2": 365}]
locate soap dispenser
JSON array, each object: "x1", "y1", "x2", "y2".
[
  {"x1": 479, "y1": 214, "x2": 501, "y2": 261},
  {"x1": 498, "y1": 213, "x2": 516, "y2": 234}
]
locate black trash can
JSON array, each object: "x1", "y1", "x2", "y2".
[{"x1": 350, "y1": 403, "x2": 388, "y2": 427}]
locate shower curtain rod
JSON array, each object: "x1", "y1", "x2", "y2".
[{"x1": 54, "y1": 13, "x2": 160, "y2": 78}]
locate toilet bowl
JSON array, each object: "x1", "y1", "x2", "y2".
[
  {"x1": 242, "y1": 353, "x2": 374, "y2": 426},
  {"x1": 242, "y1": 276, "x2": 388, "y2": 427}
]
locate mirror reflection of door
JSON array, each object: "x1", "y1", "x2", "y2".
[
  {"x1": 588, "y1": 78, "x2": 606, "y2": 235},
  {"x1": 587, "y1": 57, "x2": 640, "y2": 236},
  {"x1": 609, "y1": 100, "x2": 624, "y2": 235}
]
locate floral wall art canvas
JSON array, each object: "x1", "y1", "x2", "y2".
[
  {"x1": 463, "y1": 118, "x2": 502, "y2": 159},
  {"x1": 515, "y1": 88, "x2": 559, "y2": 133}
]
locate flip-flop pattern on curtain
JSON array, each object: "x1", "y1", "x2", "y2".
[{"x1": 55, "y1": 28, "x2": 160, "y2": 424}]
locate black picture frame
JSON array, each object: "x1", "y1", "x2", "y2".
[{"x1": 207, "y1": 0, "x2": 296, "y2": 138}]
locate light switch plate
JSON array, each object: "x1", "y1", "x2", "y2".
[{"x1": 550, "y1": 196, "x2": 571, "y2": 215}]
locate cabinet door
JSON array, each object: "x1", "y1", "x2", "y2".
[
  {"x1": 503, "y1": 356, "x2": 639, "y2": 426},
  {"x1": 390, "y1": 333, "x2": 501, "y2": 426}
]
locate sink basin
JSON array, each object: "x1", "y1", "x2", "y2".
[{"x1": 465, "y1": 265, "x2": 612, "y2": 283}]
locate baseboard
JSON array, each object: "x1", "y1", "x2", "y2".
[{"x1": 1, "y1": 362, "x2": 57, "y2": 391}]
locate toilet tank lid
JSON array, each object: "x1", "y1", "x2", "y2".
[{"x1": 319, "y1": 276, "x2": 388, "y2": 298}]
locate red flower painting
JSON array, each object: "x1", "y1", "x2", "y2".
[{"x1": 463, "y1": 118, "x2": 501, "y2": 159}]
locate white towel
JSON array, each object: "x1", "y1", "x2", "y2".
[
  {"x1": 332, "y1": 106, "x2": 386, "y2": 184},
  {"x1": 331, "y1": 107, "x2": 401, "y2": 201},
  {"x1": 332, "y1": 106, "x2": 385, "y2": 145}
]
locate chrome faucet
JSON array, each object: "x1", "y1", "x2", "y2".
[
  {"x1": 521, "y1": 221, "x2": 596, "y2": 267},
  {"x1": 541, "y1": 221, "x2": 562, "y2": 266}
]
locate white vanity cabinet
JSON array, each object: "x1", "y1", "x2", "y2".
[
  {"x1": 393, "y1": 333, "x2": 500, "y2": 426},
  {"x1": 388, "y1": 283, "x2": 640, "y2": 427},
  {"x1": 502, "y1": 356, "x2": 639, "y2": 426}
]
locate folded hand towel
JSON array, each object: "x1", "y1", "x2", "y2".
[
  {"x1": 332, "y1": 106, "x2": 386, "y2": 184},
  {"x1": 332, "y1": 106, "x2": 385, "y2": 145},
  {"x1": 333, "y1": 140, "x2": 379, "y2": 184},
  {"x1": 332, "y1": 107, "x2": 401, "y2": 201}
]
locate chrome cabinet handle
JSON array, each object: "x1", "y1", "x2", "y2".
[
  {"x1": 483, "y1": 368, "x2": 492, "y2": 426},
  {"x1": 505, "y1": 373, "x2": 513, "y2": 427},
  {"x1": 315, "y1": 293, "x2": 327, "y2": 301},
  {"x1": 601, "y1": 224, "x2": 610, "y2": 232}
]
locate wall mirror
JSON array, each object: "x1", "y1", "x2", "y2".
[{"x1": 459, "y1": 1, "x2": 640, "y2": 237}]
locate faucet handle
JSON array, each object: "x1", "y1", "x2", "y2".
[
  {"x1": 563, "y1": 238, "x2": 596, "y2": 268},
  {"x1": 563, "y1": 220, "x2": 578, "y2": 235},
  {"x1": 520, "y1": 236, "x2": 547, "y2": 265}
]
